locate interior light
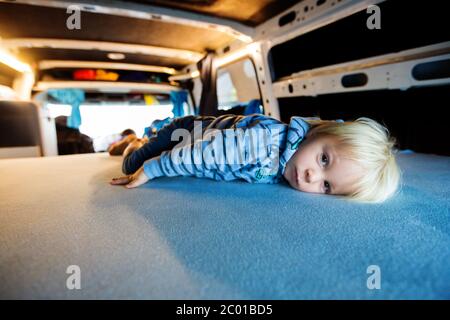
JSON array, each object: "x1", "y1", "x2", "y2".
[
  {"x1": 0, "y1": 49, "x2": 32, "y2": 73},
  {"x1": 107, "y1": 52, "x2": 126, "y2": 60}
]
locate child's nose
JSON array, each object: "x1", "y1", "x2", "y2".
[{"x1": 306, "y1": 168, "x2": 319, "y2": 184}]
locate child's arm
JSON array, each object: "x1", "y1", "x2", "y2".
[
  {"x1": 121, "y1": 115, "x2": 199, "y2": 175},
  {"x1": 110, "y1": 131, "x2": 230, "y2": 189}
]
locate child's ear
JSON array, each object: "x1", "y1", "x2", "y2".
[{"x1": 305, "y1": 127, "x2": 318, "y2": 139}]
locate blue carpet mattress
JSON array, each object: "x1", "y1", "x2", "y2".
[{"x1": 0, "y1": 152, "x2": 449, "y2": 299}]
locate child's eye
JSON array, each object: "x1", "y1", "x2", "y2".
[
  {"x1": 321, "y1": 153, "x2": 329, "y2": 166},
  {"x1": 324, "y1": 181, "x2": 331, "y2": 194}
]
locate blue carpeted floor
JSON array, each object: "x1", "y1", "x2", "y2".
[{"x1": 0, "y1": 152, "x2": 449, "y2": 299}]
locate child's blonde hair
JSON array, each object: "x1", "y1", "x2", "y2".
[{"x1": 306, "y1": 117, "x2": 401, "y2": 203}]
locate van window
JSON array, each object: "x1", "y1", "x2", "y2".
[
  {"x1": 216, "y1": 58, "x2": 261, "y2": 111},
  {"x1": 46, "y1": 102, "x2": 174, "y2": 151}
]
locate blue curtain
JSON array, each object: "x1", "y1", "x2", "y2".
[
  {"x1": 170, "y1": 91, "x2": 188, "y2": 118},
  {"x1": 47, "y1": 89, "x2": 85, "y2": 129}
]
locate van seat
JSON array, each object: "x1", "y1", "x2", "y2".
[{"x1": 0, "y1": 100, "x2": 42, "y2": 158}]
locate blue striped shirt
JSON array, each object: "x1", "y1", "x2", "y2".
[{"x1": 143, "y1": 114, "x2": 310, "y2": 184}]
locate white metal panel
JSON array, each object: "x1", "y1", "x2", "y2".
[
  {"x1": 249, "y1": 41, "x2": 280, "y2": 119},
  {"x1": 273, "y1": 53, "x2": 450, "y2": 98},
  {"x1": 255, "y1": 0, "x2": 385, "y2": 48}
]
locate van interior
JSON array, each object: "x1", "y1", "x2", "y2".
[{"x1": 0, "y1": 0, "x2": 449, "y2": 299}]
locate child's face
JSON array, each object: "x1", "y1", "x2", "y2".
[{"x1": 283, "y1": 134, "x2": 365, "y2": 196}]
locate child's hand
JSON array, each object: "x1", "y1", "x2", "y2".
[{"x1": 110, "y1": 166, "x2": 149, "y2": 189}]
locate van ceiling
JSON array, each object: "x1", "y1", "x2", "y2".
[
  {"x1": 129, "y1": 0, "x2": 302, "y2": 26},
  {"x1": 0, "y1": 2, "x2": 229, "y2": 68},
  {"x1": 0, "y1": 1, "x2": 302, "y2": 69}
]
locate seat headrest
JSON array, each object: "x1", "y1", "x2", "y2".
[{"x1": 0, "y1": 100, "x2": 40, "y2": 147}]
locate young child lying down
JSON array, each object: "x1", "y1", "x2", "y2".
[{"x1": 110, "y1": 114, "x2": 400, "y2": 203}]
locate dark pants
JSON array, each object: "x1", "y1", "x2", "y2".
[{"x1": 122, "y1": 115, "x2": 215, "y2": 174}]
